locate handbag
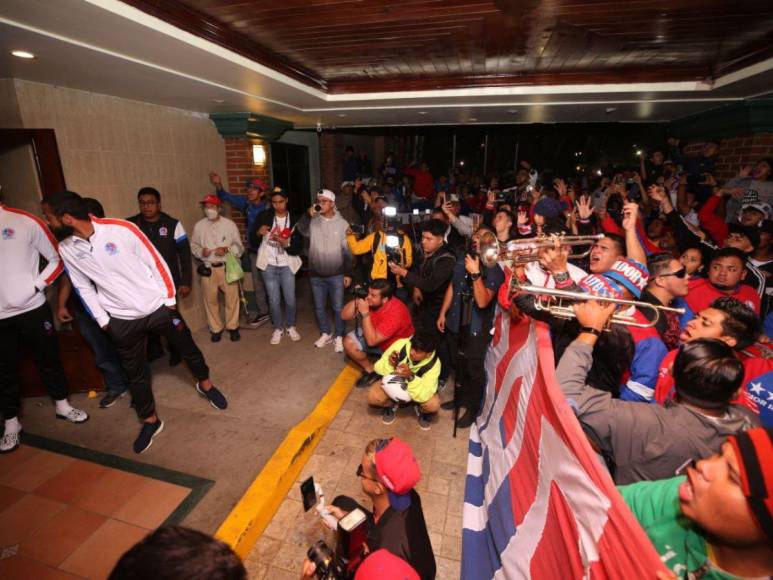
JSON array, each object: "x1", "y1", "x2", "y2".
[{"x1": 224, "y1": 252, "x2": 244, "y2": 284}]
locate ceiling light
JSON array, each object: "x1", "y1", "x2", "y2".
[
  {"x1": 213, "y1": 98, "x2": 225, "y2": 104},
  {"x1": 507, "y1": 109, "x2": 518, "y2": 114},
  {"x1": 252, "y1": 144, "x2": 267, "y2": 166},
  {"x1": 418, "y1": 111, "x2": 428, "y2": 116},
  {"x1": 605, "y1": 107, "x2": 618, "y2": 114},
  {"x1": 337, "y1": 113, "x2": 347, "y2": 118},
  {"x1": 596, "y1": 169, "x2": 603, "y2": 176},
  {"x1": 468, "y1": 117, "x2": 477, "y2": 122},
  {"x1": 11, "y1": 50, "x2": 35, "y2": 59}
]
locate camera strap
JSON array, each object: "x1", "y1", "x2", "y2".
[{"x1": 397, "y1": 344, "x2": 438, "y2": 378}]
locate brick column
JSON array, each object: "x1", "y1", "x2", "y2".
[
  {"x1": 683, "y1": 133, "x2": 773, "y2": 181},
  {"x1": 320, "y1": 132, "x2": 343, "y2": 191},
  {"x1": 224, "y1": 138, "x2": 271, "y2": 239}
]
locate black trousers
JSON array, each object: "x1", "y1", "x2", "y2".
[
  {"x1": 416, "y1": 304, "x2": 453, "y2": 380},
  {"x1": 0, "y1": 303, "x2": 69, "y2": 420},
  {"x1": 443, "y1": 331, "x2": 491, "y2": 412},
  {"x1": 107, "y1": 306, "x2": 209, "y2": 420}
]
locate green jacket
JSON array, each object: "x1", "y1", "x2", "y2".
[
  {"x1": 619, "y1": 477, "x2": 747, "y2": 580},
  {"x1": 374, "y1": 338, "x2": 439, "y2": 403}
]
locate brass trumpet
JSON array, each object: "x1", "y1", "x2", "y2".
[
  {"x1": 479, "y1": 232, "x2": 604, "y2": 268},
  {"x1": 514, "y1": 283, "x2": 685, "y2": 329}
]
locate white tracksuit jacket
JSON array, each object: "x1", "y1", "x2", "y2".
[
  {"x1": 58, "y1": 217, "x2": 176, "y2": 328},
  {"x1": 0, "y1": 205, "x2": 64, "y2": 319}
]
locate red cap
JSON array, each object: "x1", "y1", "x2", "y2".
[
  {"x1": 355, "y1": 550, "x2": 419, "y2": 580},
  {"x1": 246, "y1": 177, "x2": 268, "y2": 191},
  {"x1": 199, "y1": 194, "x2": 221, "y2": 206},
  {"x1": 729, "y1": 427, "x2": 773, "y2": 541},
  {"x1": 375, "y1": 438, "x2": 421, "y2": 495}
]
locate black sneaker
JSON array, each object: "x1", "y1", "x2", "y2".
[
  {"x1": 440, "y1": 400, "x2": 457, "y2": 411},
  {"x1": 229, "y1": 329, "x2": 241, "y2": 342},
  {"x1": 248, "y1": 313, "x2": 270, "y2": 328},
  {"x1": 355, "y1": 371, "x2": 380, "y2": 388},
  {"x1": 211, "y1": 332, "x2": 222, "y2": 343},
  {"x1": 99, "y1": 392, "x2": 125, "y2": 409},
  {"x1": 417, "y1": 412, "x2": 433, "y2": 431},
  {"x1": 196, "y1": 382, "x2": 228, "y2": 410},
  {"x1": 381, "y1": 404, "x2": 397, "y2": 425},
  {"x1": 133, "y1": 420, "x2": 164, "y2": 454},
  {"x1": 168, "y1": 351, "x2": 182, "y2": 367},
  {"x1": 455, "y1": 409, "x2": 476, "y2": 429}
]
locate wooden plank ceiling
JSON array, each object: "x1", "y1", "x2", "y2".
[{"x1": 122, "y1": 0, "x2": 773, "y2": 93}]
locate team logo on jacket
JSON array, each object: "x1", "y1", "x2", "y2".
[
  {"x1": 105, "y1": 242, "x2": 119, "y2": 255},
  {"x1": 1, "y1": 227, "x2": 15, "y2": 240},
  {"x1": 159, "y1": 227, "x2": 168, "y2": 237},
  {"x1": 43, "y1": 320, "x2": 54, "y2": 335}
]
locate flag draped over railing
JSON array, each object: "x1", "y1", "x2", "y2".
[{"x1": 461, "y1": 312, "x2": 665, "y2": 579}]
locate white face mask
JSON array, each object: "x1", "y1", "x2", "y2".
[{"x1": 204, "y1": 207, "x2": 219, "y2": 220}]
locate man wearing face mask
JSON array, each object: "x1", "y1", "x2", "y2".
[{"x1": 190, "y1": 195, "x2": 244, "y2": 343}]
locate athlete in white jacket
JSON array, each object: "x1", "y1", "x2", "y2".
[
  {"x1": 48, "y1": 191, "x2": 228, "y2": 454},
  {"x1": 0, "y1": 203, "x2": 88, "y2": 454}
]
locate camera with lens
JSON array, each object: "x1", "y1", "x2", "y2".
[
  {"x1": 349, "y1": 224, "x2": 366, "y2": 236},
  {"x1": 314, "y1": 204, "x2": 322, "y2": 213},
  {"x1": 384, "y1": 234, "x2": 402, "y2": 265},
  {"x1": 354, "y1": 283, "x2": 369, "y2": 299},
  {"x1": 307, "y1": 506, "x2": 368, "y2": 578}
]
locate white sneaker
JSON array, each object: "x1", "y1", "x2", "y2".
[
  {"x1": 270, "y1": 329, "x2": 283, "y2": 345},
  {"x1": 56, "y1": 408, "x2": 89, "y2": 424},
  {"x1": 334, "y1": 337, "x2": 344, "y2": 353},
  {"x1": 314, "y1": 333, "x2": 333, "y2": 348},
  {"x1": 0, "y1": 430, "x2": 21, "y2": 454},
  {"x1": 287, "y1": 327, "x2": 301, "y2": 341}
]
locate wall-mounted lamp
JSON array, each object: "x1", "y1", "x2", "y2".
[{"x1": 252, "y1": 143, "x2": 267, "y2": 166}]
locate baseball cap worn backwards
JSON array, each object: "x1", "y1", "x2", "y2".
[{"x1": 374, "y1": 437, "x2": 421, "y2": 511}]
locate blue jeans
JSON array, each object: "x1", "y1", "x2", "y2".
[
  {"x1": 310, "y1": 275, "x2": 345, "y2": 337},
  {"x1": 73, "y1": 305, "x2": 129, "y2": 397},
  {"x1": 261, "y1": 265, "x2": 296, "y2": 329}
]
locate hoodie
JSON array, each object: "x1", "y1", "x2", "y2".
[
  {"x1": 556, "y1": 339, "x2": 760, "y2": 484},
  {"x1": 295, "y1": 210, "x2": 352, "y2": 277}
]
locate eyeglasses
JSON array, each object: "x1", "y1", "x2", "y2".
[
  {"x1": 356, "y1": 464, "x2": 379, "y2": 483},
  {"x1": 659, "y1": 267, "x2": 687, "y2": 279}
]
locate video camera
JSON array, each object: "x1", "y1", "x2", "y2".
[{"x1": 301, "y1": 477, "x2": 369, "y2": 579}]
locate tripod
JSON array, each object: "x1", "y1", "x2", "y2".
[{"x1": 451, "y1": 277, "x2": 474, "y2": 438}]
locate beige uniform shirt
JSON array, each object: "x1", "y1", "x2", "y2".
[{"x1": 190, "y1": 216, "x2": 244, "y2": 265}]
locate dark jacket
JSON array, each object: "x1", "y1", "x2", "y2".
[
  {"x1": 126, "y1": 212, "x2": 192, "y2": 287},
  {"x1": 403, "y1": 244, "x2": 456, "y2": 315},
  {"x1": 248, "y1": 209, "x2": 303, "y2": 256}
]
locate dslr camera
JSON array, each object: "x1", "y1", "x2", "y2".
[
  {"x1": 384, "y1": 234, "x2": 402, "y2": 265},
  {"x1": 354, "y1": 283, "x2": 369, "y2": 299}
]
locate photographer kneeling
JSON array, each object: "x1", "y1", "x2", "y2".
[
  {"x1": 300, "y1": 437, "x2": 436, "y2": 580},
  {"x1": 369, "y1": 330, "x2": 441, "y2": 430},
  {"x1": 342, "y1": 280, "x2": 415, "y2": 389}
]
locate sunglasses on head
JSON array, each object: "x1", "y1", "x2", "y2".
[{"x1": 660, "y1": 267, "x2": 687, "y2": 279}]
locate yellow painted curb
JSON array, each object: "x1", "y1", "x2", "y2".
[{"x1": 215, "y1": 362, "x2": 361, "y2": 558}]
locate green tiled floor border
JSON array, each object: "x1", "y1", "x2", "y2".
[{"x1": 21, "y1": 432, "x2": 214, "y2": 527}]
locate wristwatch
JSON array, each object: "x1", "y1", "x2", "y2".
[
  {"x1": 552, "y1": 271, "x2": 571, "y2": 284},
  {"x1": 469, "y1": 272, "x2": 482, "y2": 281}
]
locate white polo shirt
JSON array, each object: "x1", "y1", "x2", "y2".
[{"x1": 58, "y1": 217, "x2": 176, "y2": 327}]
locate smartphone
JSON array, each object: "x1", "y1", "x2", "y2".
[{"x1": 300, "y1": 476, "x2": 317, "y2": 512}]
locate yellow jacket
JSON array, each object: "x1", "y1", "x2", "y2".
[{"x1": 347, "y1": 230, "x2": 413, "y2": 280}]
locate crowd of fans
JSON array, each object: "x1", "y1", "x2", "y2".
[{"x1": 2, "y1": 134, "x2": 773, "y2": 578}]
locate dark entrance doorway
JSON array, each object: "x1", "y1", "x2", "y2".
[{"x1": 271, "y1": 142, "x2": 311, "y2": 216}]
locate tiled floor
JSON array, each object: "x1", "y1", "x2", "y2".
[
  {"x1": 243, "y1": 383, "x2": 469, "y2": 580},
  {"x1": 0, "y1": 445, "x2": 191, "y2": 579}
]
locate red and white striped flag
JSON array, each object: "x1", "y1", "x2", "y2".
[{"x1": 461, "y1": 312, "x2": 666, "y2": 579}]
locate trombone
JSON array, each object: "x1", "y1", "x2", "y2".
[
  {"x1": 479, "y1": 232, "x2": 603, "y2": 267},
  {"x1": 513, "y1": 283, "x2": 685, "y2": 329}
]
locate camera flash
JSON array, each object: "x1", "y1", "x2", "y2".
[
  {"x1": 383, "y1": 206, "x2": 397, "y2": 217},
  {"x1": 385, "y1": 235, "x2": 400, "y2": 248},
  {"x1": 425, "y1": 209, "x2": 431, "y2": 214},
  {"x1": 412, "y1": 209, "x2": 419, "y2": 215}
]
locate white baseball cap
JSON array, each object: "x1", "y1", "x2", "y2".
[{"x1": 318, "y1": 189, "x2": 336, "y2": 202}]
